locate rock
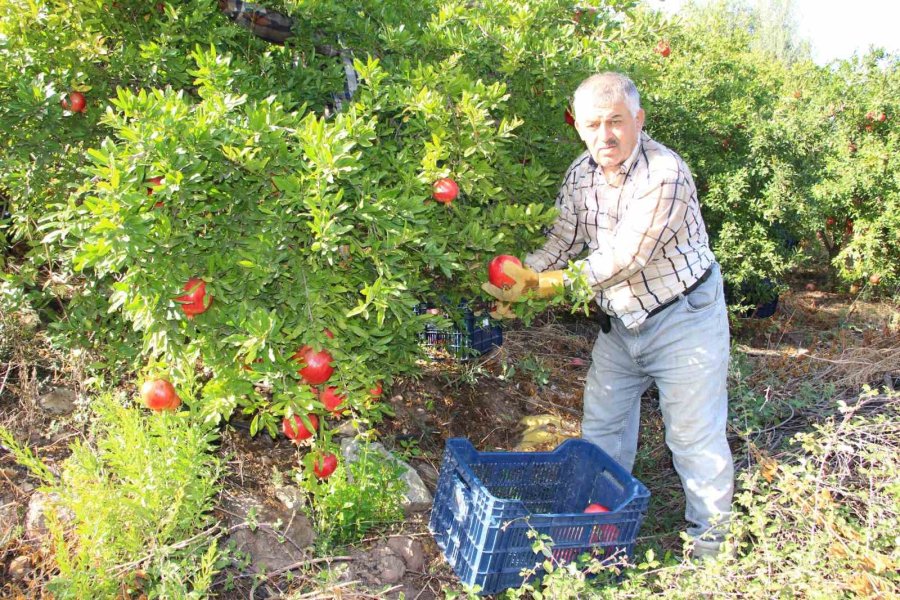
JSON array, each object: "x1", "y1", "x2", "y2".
[
  {"x1": 398, "y1": 467, "x2": 433, "y2": 513},
  {"x1": 8, "y1": 555, "x2": 31, "y2": 581},
  {"x1": 222, "y1": 492, "x2": 315, "y2": 573},
  {"x1": 15, "y1": 310, "x2": 40, "y2": 331},
  {"x1": 273, "y1": 485, "x2": 304, "y2": 512},
  {"x1": 332, "y1": 418, "x2": 364, "y2": 439},
  {"x1": 374, "y1": 549, "x2": 407, "y2": 584},
  {"x1": 37, "y1": 387, "x2": 78, "y2": 416},
  {"x1": 352, "y1": 546, "x2": 406, "y2": 585},
  {"x1": 413, "y1": 461, "x2": 439, "y2": 493},
  {"x1": 25, "y1": 492, "x2": 73, "y2": 540},
  {"x1": 386, "y1": 536, "x2": 425, "y2": 572},
  {"x1": 339, "y1": 438, "x2": 433, "y2": 514}
]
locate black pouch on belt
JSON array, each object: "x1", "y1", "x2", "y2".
[{"x1": 598, "y1": 311, "x2": 612, "y2": 334}]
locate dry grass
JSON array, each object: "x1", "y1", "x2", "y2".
[
  {"x1": 815, "y1": 333, "x2": 900, "y2": 389},
  {"x1": 732, "y1": 290, "x2": 898, "y2": 411}
]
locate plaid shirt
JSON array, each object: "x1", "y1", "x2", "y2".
[{"x1": 525, "y1": 132, "x2": 716, "y2": 329}]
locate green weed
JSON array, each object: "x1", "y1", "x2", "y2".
[
  {"x1": 298, "y1": 441, "x2": 406, "y2": 552},
  {"x1": 518, "y1": 354, "x2": 551, "y2": 387},
  {"x1": 4, "y1": 394, "x2": 223, "y2": 599},
  {"x1": 727, "y1": 348, "x2": 796, "y2": 435}
]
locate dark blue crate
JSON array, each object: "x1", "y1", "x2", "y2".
[
  {"x1": 725, "y1": 278, "x2": 780, "y2": 319},
  {"x1": 429, "y1": 438, "x2": 651, "y2": 595},
  {"x1": 414, "y1": 303, "x2": 503, "y2": 359},
  {"x1": 749, "y1": 295, "x2": 779, "y2": 318}
]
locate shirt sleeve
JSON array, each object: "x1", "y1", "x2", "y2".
[
  {"x1": 575, "y1": 168, "x2": 692, "y2": 290},
  {"x1": 524, "y1": 155, "x2": 588, "y2": 272}
]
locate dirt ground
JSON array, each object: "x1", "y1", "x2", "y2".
[{"x1": 1, "y1": 283, "x2": 898, "y2": 598}]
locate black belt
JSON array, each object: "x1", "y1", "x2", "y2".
[{"x1": 597, "y1": 266, "x2": 714, "y2": 334}]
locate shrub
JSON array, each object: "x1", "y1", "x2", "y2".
[
  {"x1": 4, "y1": 0, "x2": 899, "y2": 440},
  {"x1": 7, "y1": 0, "x2": 642, "y2": 436},
  {"x1": 2, "y1": 395, "x2": 223, "y2": 599},
  {"x1": 805, "y1": 53, "x2": 900, "y2": 288},
  {"x1": 298, "y1": 441, "x2": 406, "y2": 551}
]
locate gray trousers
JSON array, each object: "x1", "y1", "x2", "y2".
[{"x1": 582, "y1": 262, "x2": 734, "y2": 541}]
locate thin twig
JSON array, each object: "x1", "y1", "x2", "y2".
[
  {"x1": 358, "y1": 531, "x2": 431, "y2": 544},
  {"x1": 292, "y1": 580, "x2": 362, "y2": 599},
  {"x1": 366, "y1": 585, "x2": 403, "y2": 598},
  {"x1": 255, "y1": 555, "x2": 353, "y2": 579},
  {"x1": 0, "y1": 363, "x2": 11, "y2": 399},
  {"x1": 521, "y1": 395, "x2": 582, "y2": 417},
  {"x1": 109, "y1": 523, "x2": 227, "y2": 575},
  {"x1": 109, "y1": 516, "x2": 313, "y2": 578}
]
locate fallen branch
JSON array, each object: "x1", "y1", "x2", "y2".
[
  {"x1": 522, "y1": 395, "x2": 582, "y2": 417},
  {"x1": 292, "y1": 580, "x2": 363, "y2": 599},
  {"x1": 243, "y1": 555, "x2": 354, "y2": 580},
  {"x1": 109, "y1": 522, "x2": 228, "y2": 576}
]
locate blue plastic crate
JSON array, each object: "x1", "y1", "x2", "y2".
[
  {"x1": 725, "y1": 278, "x2": 780, "y2": 319},
  {"x1": 429, "y1": 438, "x2": 651, "y2": 595},
  {"x1": 749, "y1": 295, "x2": 779, "y2": 318},
  {"x1": 414, "y1": 303, "x2": 503, "y2": 359}
]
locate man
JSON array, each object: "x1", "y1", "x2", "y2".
[{"x1": 482, "y1": 72, "x2": 733, "y2": 559}]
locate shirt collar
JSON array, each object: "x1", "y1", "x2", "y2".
[{"x1": 618, "y1": 131, "x2": 647, "y2": 176}]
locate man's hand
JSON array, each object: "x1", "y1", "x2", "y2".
[
  {"x1": 481, "y1": 262, "x2": 537, "y2": 302},
  {"x1": 489, "y1": 302, "x2": 517, "y2": 320},
  {"x1": 481, "y1": 262, "x2": 565, "y2": 302}
]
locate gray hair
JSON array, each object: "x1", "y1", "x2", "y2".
[{"x1": 573, "y1": 72, "x2": 641, "y2": 118}]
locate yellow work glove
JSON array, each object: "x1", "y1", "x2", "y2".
[
  {"x1": 488, "y1": 301, "x2": 517, "y2": 320},
  {"x1": 481, "y1": 261, "x2": 565, "y2": 303}
]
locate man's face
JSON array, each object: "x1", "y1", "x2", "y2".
[{"x1": 574, "y1": 98, "x2": 645, "y2": 172}]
